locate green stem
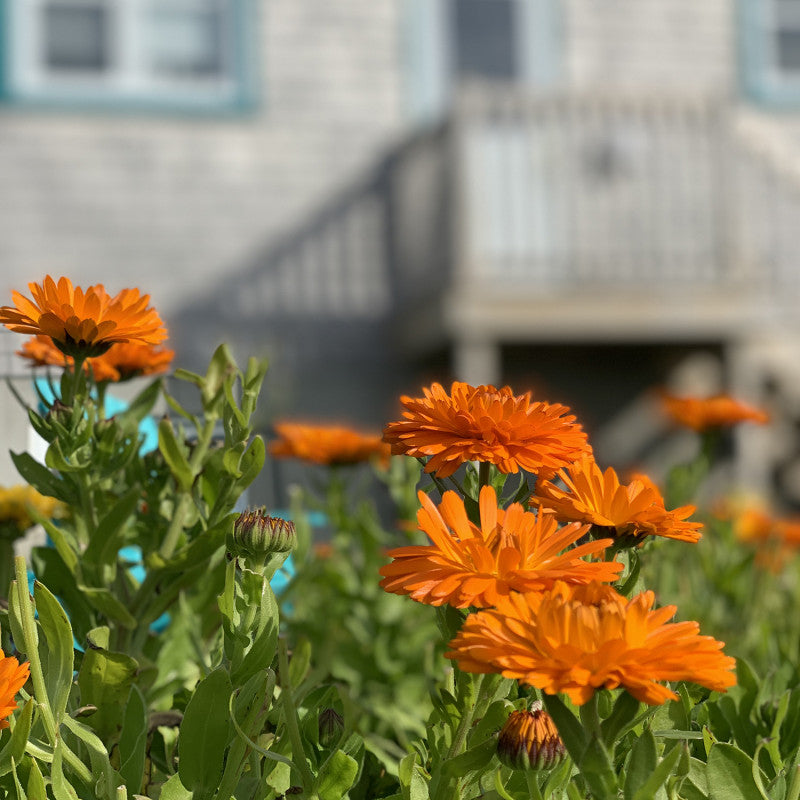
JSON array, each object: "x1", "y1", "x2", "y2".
[
  {"x1": 215, "y1": 671, "x2": 273, "y2": 800},
  {"x1": 14, "y1": 557, "x2": 57, "y2": 743},
  {"x1": 579, "y1": 693, "x2": 603, "y2": 742},
  {"x1": 159, "y1": 416, "x2": 218, "y2": 559},
  {"x1": 278, "y1": 638, "x2": 317, "y2": 796},
  {"x1": 526, "y1": 772, "x2": 544, "y2": 800}
]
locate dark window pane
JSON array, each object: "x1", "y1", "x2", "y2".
[
  {"x1": 777, "y1": 29, "x2": 800, "y2": 71},
  {"x1": 43, "y1": 3, "x2": 108, "y2": 71},
  {"x1": 148, "y1": 4, "x2": 225, "y2": 78},
  {"x1": 454, "y1": 0, "x2": 517, "y2": 80}
]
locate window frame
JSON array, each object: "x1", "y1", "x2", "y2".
[
  {"x1": 740, "y1": 0, "x2": 800, "y2": 106},
  {"x1": 0, "y1": 0, "x2": 258, "y2": 114}
]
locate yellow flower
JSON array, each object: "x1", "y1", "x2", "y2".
[{"x1": 0, "y1": 485, "x2": 65, "y2": 535}]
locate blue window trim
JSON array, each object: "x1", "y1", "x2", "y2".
[
  {"x1": 402, "y1": 0, "x2": 563, "y2": 125},
  {"x1": 738, "y1": 0, "x2": 800, "y2": 109},
  {"x1": 0, "y1": 0, "x2": 259, "y2": 118}
]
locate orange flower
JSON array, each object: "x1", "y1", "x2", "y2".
[
  {"x1": 531, "y1": 458, "x2": 702, "y2": 543},
  {"x1": 661, "y1": 393, "x2": 769, "y2": 432},
  {"x1": 446, "y1": 581, "x2": 736, "y2": 705},
  {"x1": 270, "y1": 421, "x2": 391, "y2": 466},
  {"x1": 383, "y1": 382, "x2": 591, "y2": 479},
  {"x1": 0, "y1": 651, "x2": 29, "y2": 729},
  {"x1": 379, "y1": 486, "x2": 622, "y2": 609},
  {"x1": 733, "y1": 506, "x2": 800, "y2": 572},
  {"x1": 90, "y1": 341, "x2": 174, "y2": 381},
  {"x1": 0, "y1": 276, "x2": 166, "y2": 357},
  {"x1": 18, "y1": 335, "x2": 173, "y2": 382}
]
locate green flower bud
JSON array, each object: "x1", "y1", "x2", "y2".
[
  {"x1": 497, "y1": 705, "x2": 566, "y2": 772},
  {"x1": 229, "y1": 508, "x2": 296, "y2": 560},
  {"x1": 318, "y1": 708, "x2": 344, "y2": 748}
]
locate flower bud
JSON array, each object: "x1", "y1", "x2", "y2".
[
  {"x1": 318, "y1": 708, "x2": 344, "y2": 748},
  {"x1": 229, "y1": 508, "x2": 296, "y2": 560},
  {"x1": 497, "y1": 705, "x2": 566, "y2": 772}
]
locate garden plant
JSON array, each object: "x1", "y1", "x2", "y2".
[{"x1": 0, "y1": 276, "x2": 795, "y2": 799}]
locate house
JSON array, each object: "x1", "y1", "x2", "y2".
[{"x1": 1, "y1": 0, "x2": 800, "y2": 505}]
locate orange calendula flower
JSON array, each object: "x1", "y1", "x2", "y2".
[
  {"x1": 531, "y1": 457, "x2": 702, "y2": 543},
  {"x1": 270, "y1": 421, "x2": 391, "y2": 466},
  {"x1": 733, "y1": 506, "x2": 800, "y2": 572},
  {"x1": 0, "y1": 651, "x2": 30, "y2": 729},
  {"x1": 661, "y1": 393, "x2": 769, "y2": 432},
  {"x1": 0, "y1": 276, "x2": 167, "y2": 357},
  {"x1": 446, "y1": 581, "x2": 736, "y2": 705},
  {"x1": 379, "y1": 486, "x2": 622, "y2": 609},
  {"x1": 90, "y1": 341, "x2": 175, "y2": 381},
  {"x1": 383, "y1": 381, "x2": 591, "y2": 479},
  {"x1": 18, "y1": 335, "x2": 173, "y2": 382}
]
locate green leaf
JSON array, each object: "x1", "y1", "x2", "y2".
[
  {"x1": 231, "y1": 572, "x2": 280, "y2": 684},
  {"x1": 80, "y1": 587, "x2": 137, "y2": 628},
  {"x1": 288, "y1": 636, "x2": 312, "y2": 689},
  {"x1": 238, "y1": 435, "x2": 265, "y2": 489},
  {"x1": 77, "y1": 638, "x2": 138, "y2": 741},
  {"x1": 398, "y1": 752, "x2": 429, "y2": 800},
  {"x1": 632, "y1": 738, "x2": 683, "y2": 800},
  {"x1": 0, "y1": 699, "x2": 33, "y2": 776},
  {"x1": 25, "y1": 759, "x2": 45, "y2": 800},
  {"x1": 118, "y1": 685, "x2": 148, "y2": 795},
  {"x1": 62, "y1": 714, "x2": 119, "y2": 798},
  {"x1": 159, "y1": 773, "x2": 193, "y2": 800},
  {"x1": 10, "y1": 759, "x2": 27, "y2": 800},
  {"x1": 543, "y1": 694, "x2": 588, "y2": 765},
  {"x1": 707, "y1": 743, "x2": 766, "y2": 800},
  {"x1": 602, "y1": 691, "x2": 642, "y2": 748},
  {"x1": 33, "y1": 581, "x2": 74, "y2": 724},
  {"x1": 50, "y1": 744, "x2": 79, "y2": 800},
  {"x1": 83, "y1": 489, "x2": 140, "y2": 567},
  {"x1": 625, "y1": 729, "x2": 657, "y2": 800},
  {"x1": 178, "y1": 667, "x2": 233, "y2": 800},
  {"x1": 31, "y1": 515, "x2": 78, "y2": 576},
  {"x1": 579, "y1": 736, "x2": 618, "y2": 799},
  {"x1": 158, "y1": 418, "x2": 194, "y2": 491},
  {"x1": 9, "y1": 451, "x2": 75, "y2": 505},
  {"x1": 316, "y1": 749, "x2": 359, "y2": 800},
  {"x1": 440, "y1": 737, "x2": 497, "y2": 779}
]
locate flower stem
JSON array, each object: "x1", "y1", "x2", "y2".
[
  {"x1": 526, "y1": 772, "x2": 544, "y2": 800},
  {"x1": 579, "y1": 693, "x2": 603, "y2": 742},
  {"x1": 277, "y1": 638, "x2": 317, "y2": 796}
]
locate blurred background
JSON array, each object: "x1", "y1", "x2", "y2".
[{"x1": 2, "y1": 0, "x2": 800, "y2": 508}]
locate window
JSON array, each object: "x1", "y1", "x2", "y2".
[
  {"x1": 403, "y1": 0, "x2": 561, "y2": 122},
  {"x1": 5, "y1": 0, "x2": 256, "y2": 111},
  {"x1": 741, "y1": 0, "x2": 800, "y2": 105}
]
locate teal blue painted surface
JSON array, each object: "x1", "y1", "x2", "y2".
[
  {"x1": 0, "y1": 0, "x2": 259, "y2": 117},
  {"x1": 0, "y1": 0, "x2": 7, "y2": 101},
  {"x1": 737, "y1": 0, "x2": 800, "y2": 108}
]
